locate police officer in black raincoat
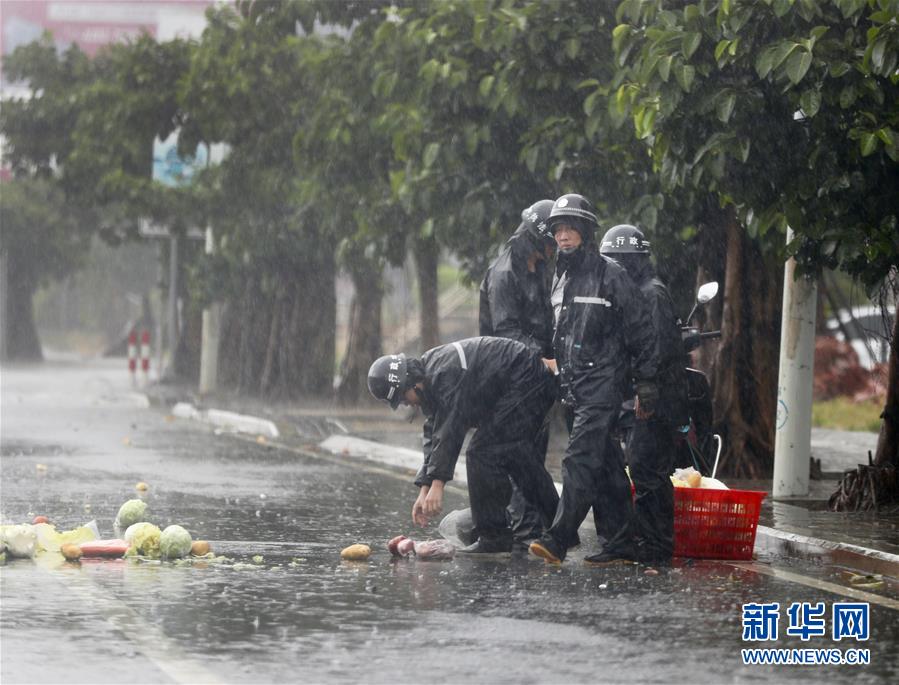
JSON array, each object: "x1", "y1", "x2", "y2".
[
  {"x1": 600, "y1": 224, "x2": 689, "y2": 562},
  {"x1": 368, "y1": 336, "x2": 560, "y2": 555},
  {"x1": 479, "y1": 199, "x2": 556, "y2": 357},
  {"x1": 478, "y1": 199, "x2": 556, "y2": 544},
  {"x1": 529, "y1": 195, "x2": 661, "y2": 565}
]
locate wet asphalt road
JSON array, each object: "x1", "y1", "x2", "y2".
[{"x1": 1, "y1": 359, "x2": 898, "y2": 684}]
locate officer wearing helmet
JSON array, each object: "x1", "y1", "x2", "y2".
[
  {"x1": 529, "y1": 195, "x2": 660, "y2": 566},
  {"x1": 600, "y1": 224, "x2": 689, "y2": 563},
  {"x1": 478, "y1": 199, "x2": 556, "y2": 546},
  {"x1": 479, "y1": 199, "x2": 556, "y2": 357},
  {"x1": 367, "y1": 337, "x2": 560, "y2": 556}
]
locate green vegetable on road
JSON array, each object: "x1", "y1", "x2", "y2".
[
  {"x1": 124, "y1": 522, "x2": 162, "y2": 558},
  {"x1": 115, "y1": 499, "x2": 149, "y2": 530},
  {"x1": 159, "y1": 525, "x2": 192, "y2": 559}
]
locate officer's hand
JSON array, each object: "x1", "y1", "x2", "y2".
[
  {"x1": 423, "y1": 480, "x2": 445, "y2": 519},
  {"x1": 412, "y1": 486, "x2": 430, "y2": 526},
  {"x1": 635, "y1": 396, "x2": 652, "y2": 419},
  {"x1": 635, "y1": 380, "x2": 660, "y2": 418},
  {"x1": 542, "y1": 358, "x2": 558, "y2": 374}
]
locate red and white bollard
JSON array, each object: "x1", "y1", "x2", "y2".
[
  {"x1": 127, "y1": 330, "x2": 138, "y2": 387},
  {"x1": 140, "y1": 330, "x2": 151, "y2": 385}
]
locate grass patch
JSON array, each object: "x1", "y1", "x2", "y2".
[{"x1": 812, "y1": 398, "x2": 883, "y2": 433}]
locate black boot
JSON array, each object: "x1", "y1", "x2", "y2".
[
  {"x1": 583, "y1": 547, "x2": 638, "y2": 566},
  {"x1": 529, "y1": 536, "x2": 565, "y2": 564},
  {"x1": 457, "y1": 536, "x2": 513, "y2": 557}
]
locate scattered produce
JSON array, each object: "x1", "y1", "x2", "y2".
[
  {"x1": 191, "y1": 541, "x2": 211, "y2": 556},
  {"x1": 396, "y1": 538, "x2": 416, "y2": 557},
  {"x1": 413, "y1": 540, "x2": 455, "y2": 560},
  {"x1": 387, "y1": 537, "x2": 454, "y2": 560},
  {"x1": 32, "y1": 516, "x2": 49, "y2": 525},
  {"x1": 387, "y1": 535, "x2": 407, "y2": 556},
  {"x1": 340, "y1": 544, "x2": 372, "y2": 561},
  {"x1": 671, "y1": 467, "x2": 729, "y2": 490},
  {"x1": 159, "y1": 525, "x2": 193, "y2": 560},
  {"x1": 115, "y1": 499, "x2": 149, "y2": 530},
  {"x1": 1, "y1": 525, "x2": 38, "y2": 558},
  {"x1": 33, "y1": 522, "x2": 97, "y2": 552},
  {"x1": 79, "y1": 539, "x2": 130, "y2": 557},
  {"x1": 60, "y1": 543, "x2": 83, "y2": 561},
  {"x1": 252, "y1": 555, "x2": 264, "y2": 564},
  {"x1": 124, "y1": 522, "x2": 162, "y2": 558},
  {"x1": 135, "y1": 482, "x2": 149, "y2": 492}
]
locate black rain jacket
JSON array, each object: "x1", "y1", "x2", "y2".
[
  {"x1": 414, "y1": 336, "x2": 551, "y2": 487},
  {"x1": 553, "y1": 246, "x2": 659, "y2": 408},
  {"x1": 636, "y1": 274, "x2": 690, "y2": 426},
  {"x1": 479, "y1": 225, "x2": 553, "y2": 358}
]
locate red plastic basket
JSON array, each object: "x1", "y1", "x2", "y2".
[{"x1": 673, "y1": 487, "x2": 767, "y2": 560}]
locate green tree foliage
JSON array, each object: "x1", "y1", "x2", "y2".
[
  {"x1": 613, "y1": 0, "x2": 899, "y2": 476},
  {"x1": 614, "y1": 0, "x2": 899, "y2": 289}
]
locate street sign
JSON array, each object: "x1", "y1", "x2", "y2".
[
  {"x1": 138, "y1": 218, "x2": 204, "y2": 240},
  {"x1": 152, "y1": 131, "x2": 208, "y2": 188},
  {"x1": 141, "y1": 131, "x2": 229, "y2": 239}
]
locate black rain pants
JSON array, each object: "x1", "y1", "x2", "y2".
[
  {"x1": 545, "y1": 404, "x2": 633, "y2": 559},
  {"x1": 465, "y1": 367, "x2": 559, "y2": 543}
]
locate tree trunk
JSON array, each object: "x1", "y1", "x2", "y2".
[
  {"x1": 4, "y1": 254, "x2": 43, "y2": 361},
  {"x1": 173, "y1": 296, "x2": 202, "y2": 382},
  {"x1": 709, "y1": 208, "x2": 782, "y2": 478},
  {"x1": 874, "y1": 307, "x2": 899, "y2": 467},
  {"x1": 336, "y1": 259, "x2": 383, "y2": 407},
  {"x1": 413, "y1": 236, "x2": 440, "y2": 351},
  {"x1": 692, "y1": 215, "x2": 727, "y2": 375},
  {"x1": 216, "y1": 252, "x2": 337, "y2": 401},
  {"x1": 292, "y1": 249, "x2": 336, "y2": 397},
  {"x1": 828, "y1": 297, "x2": 898, "y2": 512},
  {"x1": 260, "y1": 282, "x2": 286, "y2": 396}
]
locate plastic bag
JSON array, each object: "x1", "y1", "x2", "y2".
[
  {"x1": 413, "y1": 539, "x2": 455, "y2": 560},
  {"x1": 437, "y1": 508, "x2": 477, "y2": 549}
]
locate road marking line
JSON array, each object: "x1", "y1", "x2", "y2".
[
  {"x1": 37, "y1": 565, "x2": 223, "y2": 684},
  {"x1": 726, "y1": 561, "x2": 899, "y2": 611}
]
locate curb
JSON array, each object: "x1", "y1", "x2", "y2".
[
  {"x1": 170, "y1": 402, "x2": 280, "y2": 439},
  {"x1": 755, "y1": 525, "x2": 899, "y2": 578}
]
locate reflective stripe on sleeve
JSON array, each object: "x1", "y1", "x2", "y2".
[
  {"x1": 572, "y1": 296, "x2": 612, "y2": 307},
  {"x1": 451, "y1": 341, "x2": 468, "y2": 370}
]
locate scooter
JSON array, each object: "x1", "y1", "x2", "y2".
[{"x1": 675, "y1": 281, "x2": 722, "y2": 476}]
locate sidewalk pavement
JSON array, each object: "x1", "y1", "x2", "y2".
[{"x1": 145, "y1": 380, "x2": 899, "y2": 577}]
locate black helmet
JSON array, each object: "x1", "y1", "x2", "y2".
[
  {"x1": 547, "y1": 194, "x2": 599, "y2": 241},
  {"x1": 599, "y1": 224, "x2": 651, "y2": 254},
  {"x1": 367, "y1": 353, "x2": 408, "y2": 409},
  {"x1": 521, "y1": 199, "x2": 555, "y2": 247}
]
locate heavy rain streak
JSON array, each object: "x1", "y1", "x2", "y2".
[{"x1": 1, "y1": 1, "x2": 898, "y2": 684}]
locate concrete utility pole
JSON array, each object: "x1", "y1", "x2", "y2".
[
  {"x1": 0, "y1": 248, "x2": 8, "y2": 362},
  {"x1": 198, "y1": 226, "x2": 221, "y2": 395},
  {"x1": 166, "y1": 233, "x2": 179, "y2": 377},
  {"x1": 773, "y1": 227, "x2": 817, "y2": 498}
]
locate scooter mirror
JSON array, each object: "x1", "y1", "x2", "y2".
[{"x1": 697, "y1": 281, "x2": 719, "y2": 304}]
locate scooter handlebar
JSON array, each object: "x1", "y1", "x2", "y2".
[{"x1": 681, "y1": 328, "x2": 722, "y2": 353}]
